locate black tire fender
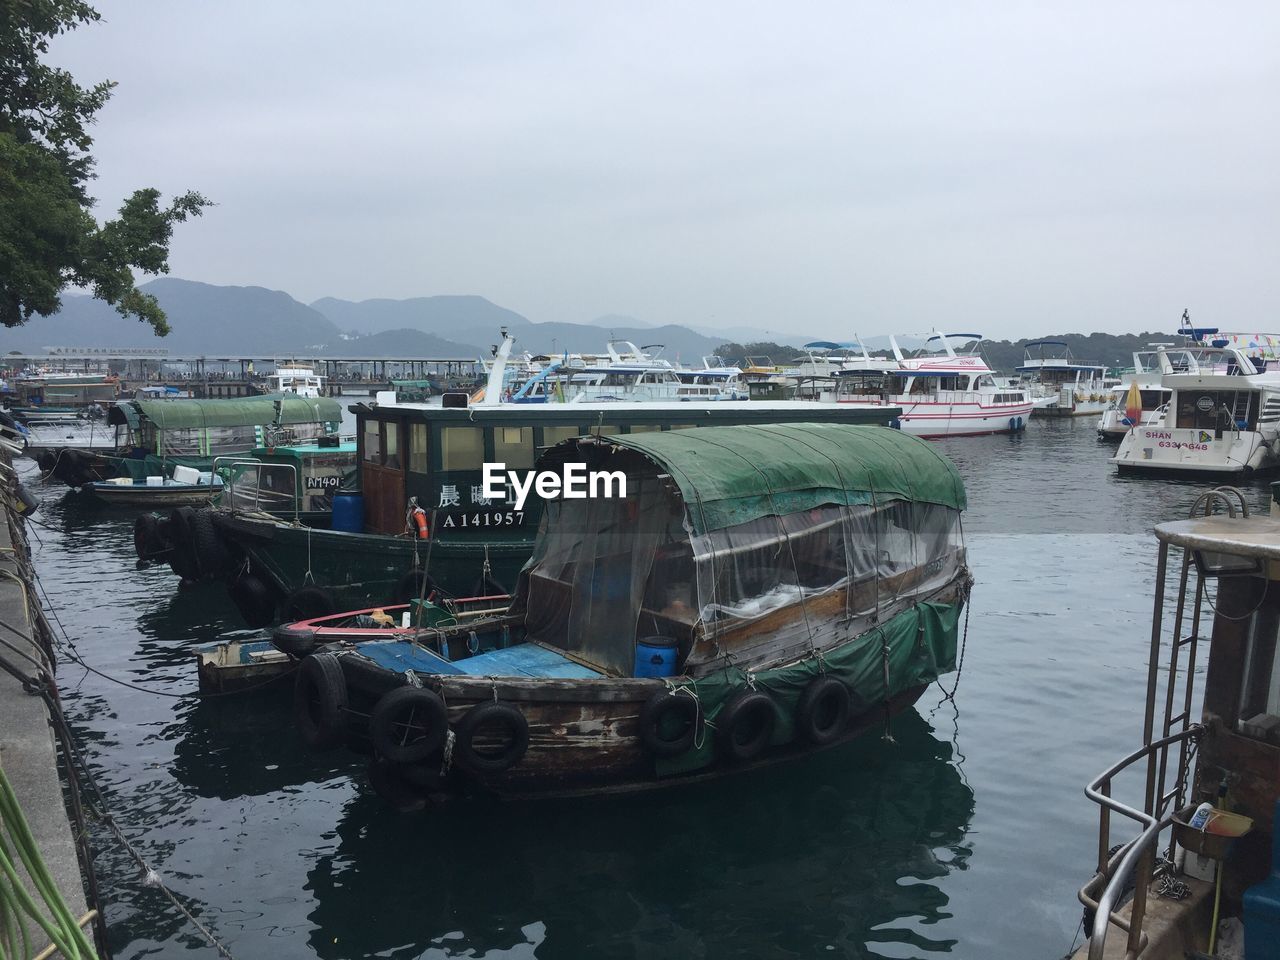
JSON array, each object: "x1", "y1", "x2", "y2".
[
  {"x1": 133, "y1": 513, "x2": 160, "y2": 561},
  {"x1": 365, "y1": 757, "x2": 428, "y2": 813},
  {"x1": 369, "y1": 686, "x2": 449, "y2": 764},
  {"x1": 294, "y1": 652, "x2": 348, "y2": 750},
  {"x1": 280, "y1": 586, "x2": 337, "y2": 623},
  {"x1": 795, "y1": 675, "x2": 852, "y2": 746},
  {"x1": 638, "y1": 691, "x2": 701, "y2": 757},
  {"x1": 453, "y1": 700, "x2": 529, "y2": 775},
  {"x1": 167, "y1": 506, "x2": 200, "y2": 580},
  {"x1": 390, "y1": 569, "x2": 437, "y2": 605},
  {"x1": 228, "y1": 573, "x2": 277, "y2": 629},
  {"x1": 716, "y1": 689, "x2": 777, "y2": 763},
  {"x1": 190, "y1": 509, "x2": 228, "y2": 578}
]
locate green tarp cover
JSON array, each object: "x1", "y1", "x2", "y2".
[
  {"x1": 657, "y1": 599, "x2": 961, "y2": 776},
  {"x1": 109, "y1": 393, "x2": 341, "y2": 429},
  {"x1": 594, "y1": 423, "x2": 966, "y2": 534}
]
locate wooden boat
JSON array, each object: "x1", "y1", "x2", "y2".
[
  {"x1": 271, "y1": 595, "x2": 510, "y2": 657},
  {"x1": 169, "y1": 372, "x2": 902, "y2": 627},
  {"x1": 289, "y1": 422, "x2": 971, "y2": 807},
  {"x1": 194, "y1": 638, "x2": 294, "y2": 694},
  {"x1": 1074, "y1": 486, "x2": 1280, "y2": 959},
  {"x1": 131, "y1": 438, "x2": 359, "y2": 574},
  {"x1": 42, "y1": 392, "x2": 342, "y2": 487}
]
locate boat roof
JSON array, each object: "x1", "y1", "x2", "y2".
[
  {"x1": 1155, "y1": 515, "x2": 1280, "y2": 560},
  {"x1": 109, "y1": 393, "x2": 342, "y2": 429},
  {"x1": 542, "y1": 423, "x2": 965, "y2": 535}
]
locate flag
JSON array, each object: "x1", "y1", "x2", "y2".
[{"x1": 1124, "y1": 380, "x2": 1142, "y2": 426}]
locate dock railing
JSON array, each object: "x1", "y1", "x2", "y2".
[{"x1": 1079, "y1": 724, "x2": 1203, "y2": 959}]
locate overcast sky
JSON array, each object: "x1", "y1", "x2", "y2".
[{"x1": 51, "y1": 2, "x2": 1280, "y2": 341}]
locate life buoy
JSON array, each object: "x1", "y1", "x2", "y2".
[
  {"x1": 391, "y1": 569, "x2": 436, "y2": 605},
  {"x1": 370, "y1": 686, "x2": 449, "y2": 763},
  {"x1": 638, "y1": 691, "x2": 701, "y2": 757},
  {"x1": 228, "y1": 572, "x2": 278, "y2": 628},
  {"x1": 293, "y1": 652, "x2": 348, "y2": 750},
  {"x1": 795, "y1": 676, "x2": 852, "y2": 746},
  {"x1": 411, "y1": 507, "x2": 429, "y2": 540},
  {"x1": 281, "y1": 586, "x2": 337, "y2": 622},
  {"x1": 453, "y1": 700, "x2": 529, "y2": 774},
  {"x1": 716, "y1": 689, "x2": 777, "y2": 763}
]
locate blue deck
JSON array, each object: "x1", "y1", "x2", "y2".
[{"x1": 354, "y1": 641, "x2": 599, "y2": 679}]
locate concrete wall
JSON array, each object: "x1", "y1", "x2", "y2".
[{"x1": 0, "y1": 453, "x2": 92, "y2": 951}]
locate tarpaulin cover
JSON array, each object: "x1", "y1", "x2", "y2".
[
  {"x1": 108, "y1": 393, "x2": 341, "y2": 429},
  {"x1": 656, "y1": 599, "x2": 962, "y2": 776},
  {"x1": 548, "y1": 423, "x2": 965, "y2": 535}
]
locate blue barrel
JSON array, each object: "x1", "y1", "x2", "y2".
[
  {"x1": 330, "y1": 492, "x2": 364, "y2": 533},
  {"x1": 1246, "y1": 799, "x2": 1280, "y2": 958},
  {"x1": 634, "y1": 636, "x2": 678, "y2": 678}
]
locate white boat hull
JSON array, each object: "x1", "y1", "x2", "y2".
[
  {"x1": 1111, "y1": 426, "x2": 1276, "y2": 474},
  {"x1": 836, "y1": 398, "x2": 1036, "y2": 438}
]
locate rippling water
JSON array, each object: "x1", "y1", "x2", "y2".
[{"x1": 18, "y1": 416, "x2": 1277, "y2": 959}]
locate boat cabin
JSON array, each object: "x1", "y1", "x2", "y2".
[
  {"x1": 107, "y1": 394, "x2": 343, "y2": 464},
  {"x1": 217, "y1": 439, "x2": 357, "y2": 521},
  {"x1": 1078, "y1": 488, "x2": 1280, "y2": 959},
  {"x1": 349, "y1": 393, "x2": 904, "y2": 540}
]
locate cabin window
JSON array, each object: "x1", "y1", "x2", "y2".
[
  {"x1": 668, "y1": 423, "x2": 696, "y2": 430},
  {"x1": 627, "y1": 424, "x2": 661, "y2": 433},
  {"x1": 383, "y1": 422, "x2": 401, "y2": 469},
  {"x1": 540, "y1": 426, "x2": 579, "y2": 448},
  {"x1": 363, "y1": 420, "x2": 382, "y2": 463},
  {"x1": 493, "y1": 426, "x2": 534, "y2": 469},
  {"x1": 440, "y1": 426, "x2": 484, "y2": 471},
  {"x1": 1175, "y1": 390, "x2": 1258, "y2": 431},
  {"x1": 409, "y1": 423, "x2": 428, "y2": 474}
]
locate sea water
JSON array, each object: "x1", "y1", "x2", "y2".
[{"x1": 20, "y1": 416, "x2": 1275, "y2": 959}]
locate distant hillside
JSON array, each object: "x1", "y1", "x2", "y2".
[
  {"x1": 978, "y1": 333, "x2": 1170, "y2": 374},
  {"x1": 320, "y1": 328, "x2": 481, "y2": 358},
  {"x1": 2, "y1": 278, "x2": 341, "y2": 355},
  {"x1": 311, "y1": 295, "x2": 530, "y2": 339},
  {"x1": 311, "y1": 296, "x2": 727, "y2": 359}
]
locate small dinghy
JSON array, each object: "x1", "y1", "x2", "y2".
[
  {"x1": 87, "y1": 469, "x2": 223, "y2": 507},
  {"x1": 289, "y1": 423, "x2": 972, "y2": 808},
  {"x1": 272, "y1": 595, "x2": 511, "y2": 658}
]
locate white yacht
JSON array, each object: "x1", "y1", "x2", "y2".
[
  {"x1": 269, "y1": 363, "x2": 325, "y2": 398},
  {"x1": 1111, "y1": 344, "x2": 1280, "y2": 475},
  {"x1": 1015, "y1": 340, "x2": 1116, "y2": 417},
  {"x1": 821, "y1": 332, "x2": 1036, "y2": 437}
]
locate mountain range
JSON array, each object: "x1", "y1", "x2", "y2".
[
  {"x1": 0, "y1": 279, "x2": 732, "y2": 360},
  {"x1": 1, "y1": 278, "x2": 1183, "y2": 373}
]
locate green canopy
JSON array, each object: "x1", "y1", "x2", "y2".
[
  {"x1": 564, "y1": 423, "x2": 966, "y2": 534},
  {"x1": 109, "y1": 393, "x2": 342, "y2": 429}
]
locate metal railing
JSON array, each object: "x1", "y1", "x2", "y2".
[
  {"x1": 1079, "y1": 725, "x2": 1203, "y2": 959},
  {"x1": 212, "y1": 457, "x2": 299, "y2": 522}
]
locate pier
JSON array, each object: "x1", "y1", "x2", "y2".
[
  {"x1": 0, "y1": 452, "x2": 99, "y2": 953},
  {"x1": 3, "y1": 351, "x2": 485, "y2": 399}
]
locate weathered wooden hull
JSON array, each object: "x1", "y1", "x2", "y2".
[
  {"x1": 338, "y1": 658, "x2": 931, "y2": 799},
  {"x1": 87, "y1": 482, "x2": 221, "y2": 508},
  {"x1": 325, "y1": 573, "x2": 967, "y2": 802}
]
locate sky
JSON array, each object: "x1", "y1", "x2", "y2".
[{"x1": 49, "y1": 1, "x2": 1280, "y2": 342}]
